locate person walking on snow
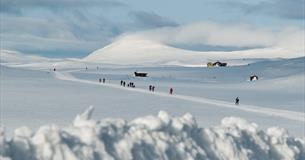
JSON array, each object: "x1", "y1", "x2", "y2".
[
  {"x1": 149, "y1": 85, "x2": 152, "y2": 91},
  {"x1": 235, "y1": 97, "x2": 239, "y2": 105},
  {"x1": 103, "y1": 78, "x2": 105, "y2": 83},
  {"x1": 99, "y1": 78, "x2": 102, "y2": 83},
  {"x1": 169, "y1": 88, "x2": 173, "y2": 95},
  {"x1": 152, "y1": 86, "x2": 155, "y2": 92}
]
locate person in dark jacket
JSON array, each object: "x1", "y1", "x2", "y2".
[
  {"x1": 235, "y1": 97, "x2": 239, "y2": 105},
  {"x1": 99, "y1": 78, "x2": 102, "y2": 83},
  {"x1": 169, "y1": 88, "x2": 173, "y2": 95},
  {"x1": 152, "y1": 86, "x2": 155, "y2": 92},
  {"x1": 103, "y1": 78, "x2": 105, "y2": 83}
]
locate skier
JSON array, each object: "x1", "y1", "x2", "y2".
[
  {"x1": 120, "y1": 80, "x2": 123, "y2": 86},
  {"x1": 103, "y1": 78, "x2": 105, "y2": 83},
  {"x1": 149, "y1": 85, "x2": 152, "y2": 91},
  {"x1": 123, "y1": 81, "x2": 126, "y2": 87},
  {"x1": 152, "y1": 86, "x2": 155, "y2": 92},
  {"x1": 235, "y1": 97, "x2": 239, "y2": 105},
  {"x1": 169, "y1": 88, "x2": 173, "y2": 95},
  {"x1": 99, "y1": 78, "x2": 102, "y2": 83}
]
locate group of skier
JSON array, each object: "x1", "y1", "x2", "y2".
[
  {"x1": 120, "y1": 80, "x2": 126, "y2": 87},
  {"x1": 149, "y1": 85, "x2": 155, "y2": 92},
  {"x1": 127, "y1": 82, "x2": 135, "y2": 88},
  {"x1": 99, "y1": 78, "x2": 240, "y2": 104},
  {"x1": 120, "y1": 80, "x2": 135, "y2": 88},
  {"x1": 99, "y1": 78, "x2": 106, "y2": 83}
]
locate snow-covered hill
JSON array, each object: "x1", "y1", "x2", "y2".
[{"x1": 84, "y1": 34, "x2": 303, "y2": 66}]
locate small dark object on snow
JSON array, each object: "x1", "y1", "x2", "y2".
[
  {"x1": 102, "y1": 78, "x2": 105, "y2": 83},
  {"x1": 250, "y1": 75, "x2": 258, "y2": 81},
  {"x1": 53, "y1": 68, "x2": 56, "y2": 71},
  {"x1": 99, "y1": 78, "x2": 102, "y2": 83},
  {"x1": 213, "y1": 61, "x2": 227, "y2": 67},
  {"x1": 134, "y1": 72, "x2": 148, "y2": 77}
]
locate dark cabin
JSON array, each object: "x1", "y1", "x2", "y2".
[
  {"x1": 134, "y1": 72, "x2": 148, "y2": 77},
  {"x1": 250, "y1": 75, "x2": 258, "y2": 81},
  {"x1": 213, "y1": 61, "x2": 227, "y2": 67}
]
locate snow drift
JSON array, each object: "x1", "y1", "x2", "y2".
[{"x1": 1, "y1": 107, "x2": 304, "y2": 160}]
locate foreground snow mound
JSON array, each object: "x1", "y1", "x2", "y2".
[{"x1": 1, "y1": 108, "x2": 304, "y2": 160}]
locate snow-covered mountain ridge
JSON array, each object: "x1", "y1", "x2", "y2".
[{"x1": 84, "y1": 34, "x2": 304, "y2": 65}]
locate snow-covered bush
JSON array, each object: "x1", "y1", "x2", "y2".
[{"x1": 0, "y1": 107, "x2": 304, "y2": 160}]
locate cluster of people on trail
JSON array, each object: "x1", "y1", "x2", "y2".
[
  {"x1": 99, "y1": 78, "x2": 106, "y2": 83},
  {"x1": 49, "y1": 66, "x2": 241, "y2": 105},
  {"x1": 127, "y1": 82, "x2": 135, "y2": 88},
  {"x1": 149, "y1": 85, "x2": 155, "y2": 92},
  {"x1": 120, "y1": 80, "x2": 135, "y2": 88},
  {"x1": 120, "y1": 80, "x2": 126, "y2": 87},
  {"x1": 98, "y1": 75, "x2": 241, "y2": 105}
]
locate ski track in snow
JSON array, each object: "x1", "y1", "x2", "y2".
[{"x1": 54, "y1": 70, "x2": 305, "y2": 122}]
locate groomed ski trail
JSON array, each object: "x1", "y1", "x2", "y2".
[{"x1": 54, "y1": 70, "x2": 305, "y2": 122}]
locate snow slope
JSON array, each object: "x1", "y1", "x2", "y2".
[
  {"x1": 0, "y1": 50, "x2": 101, "y2": 70},
  {"x1": 1, "y1": 107, "x2": 304, "y2": 160},
  {"x1": 1, "y1": 47, "x2": 304, "y2": 159},
  {"x1": 1, "y1": 56, "x2": 304, "y2": 137},
  {"x1": 54, "y1": 70, "x2": 304, "y2": 122},
  {"x1": 84, "y1": 35, "x2": 303, "y2": 65}
]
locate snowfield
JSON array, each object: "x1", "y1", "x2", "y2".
[
  {"x1": 0, "y1": 44, "x2": 304, "y2": 160},
  {"x1": 1, "y1": 107, "x2": 304, "y2": 160}
]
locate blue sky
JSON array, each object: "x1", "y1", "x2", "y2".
[{"x1": 0, "y1": 0, "x2": 304, "y2": 57}]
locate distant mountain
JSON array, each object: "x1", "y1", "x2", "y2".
[
  {"x1": 0, "y1": 50, "x2": 50, "y2": 63},
  {"x1": 84, "y1": 34, "x2": 303, "y2": 66}
]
